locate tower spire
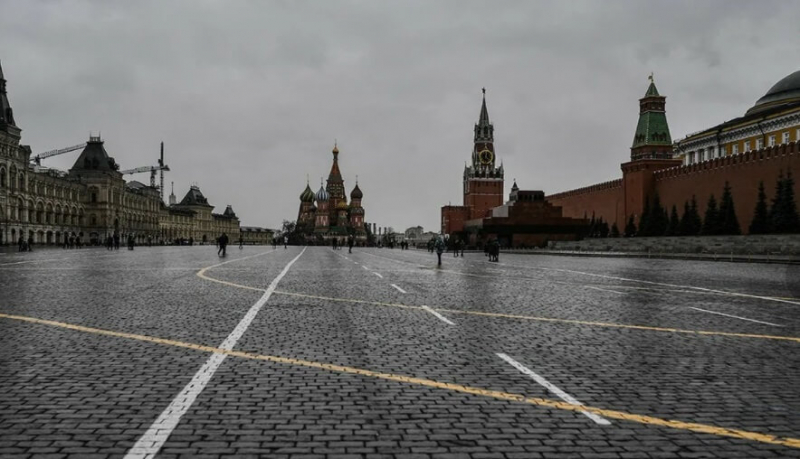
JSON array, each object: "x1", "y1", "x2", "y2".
[
  {"x1": 479, "y1": 87, "x2": 489, "y2": 125},
  {"x1": 0, "y1": 59, "x2": 17, "y2": 128},
  {"x1": 631, "y1": 73, "x2": 672, "y2": 160}
]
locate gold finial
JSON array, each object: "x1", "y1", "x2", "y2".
[
  {"x1": 332, "y1": 139, "x2": 339, "y2": 154},
  {"x1": 648, "y1": 72, "x2": 654, "y2": 83},
  {"x1": 482, "y1": 87, "x2": 486, "y2": 95}
]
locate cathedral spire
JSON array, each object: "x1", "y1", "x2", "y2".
[
  {"x1": 0, "y1": 59, "x2": 17, "y2": 128},
  {"x1": 479, "y1": 87, "x2": 490, "y2": 125}
]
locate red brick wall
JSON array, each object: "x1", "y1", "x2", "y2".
[
  {"x1": 548, "y1": 180, "x2": 625, "y2": 229},
  {"x1": 441, "y1": 205, "x2": 469, "y2": 234},
  {"x1": 655, "y1": 142, "x2": 800, "y2": 232},
  {"x1": 464, "y1": 180, "x2": 503, "y2": 220},
  {"x1": 546, "y1": 142, "x2": 799, "y2": 234}
]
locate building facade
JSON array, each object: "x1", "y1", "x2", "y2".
[
  {"x1": 296, "y1": 144, "x2": 366, "y2": 243},
  {"x1": 0, "y1": 60, "x2": 269, "y2": 246},
  {"x1": 441, "y1": 89, "x2": 505, "y2": 234}
]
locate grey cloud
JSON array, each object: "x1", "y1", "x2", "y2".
[{"x1": 1, "y1": 0, "x2": 799, "y2": 231}]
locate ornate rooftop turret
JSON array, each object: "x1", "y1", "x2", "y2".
[
  {"x1": 630, "y1": 73, "x2": 673, "y2": 161},
  {"x1": 316, "y1": 184, "x2": 329, "y2": 202},
  {"x1": 350, "y1": 182, "x2": 363, "y2": 199},
  {"x1": 0, "y1": 59, "x2": 16, "y2": 130},
  {"x1": 300, "y1": 183, "x2": 315, "y2": 202}
]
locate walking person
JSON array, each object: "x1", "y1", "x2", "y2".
[
  {"x1": 239, "y1": 234, "x2": 244, "y2": 250},
  {"x1": 284, "y1": 236, "x2": 288, "y2": 249},
  {"x1": 217, "y1": 232, "x2": 229, "y2": 257},
  {"x1": 17, "y1": 236, "x2": 24, "y2": 252},
  {"x1": 348, "y1": 235, "x2": 354, "y2": 254},
  {"x1": 127, "y1": 234, "x2": 135, "y2": 250},
  {"x1": 434, "y1": 234, "x2": 445, "y2": 267},
  {"x1": 27, "y1": 235, "x2": 33, "y2": 252}
]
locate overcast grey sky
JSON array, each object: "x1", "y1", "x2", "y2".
[{"x1": 1, "y1": 0, "x2": 798, "y2": 231}]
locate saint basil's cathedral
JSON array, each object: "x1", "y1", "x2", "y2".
[{"x1": 296, "y1": 144, "x2": 366, "y2": 242}]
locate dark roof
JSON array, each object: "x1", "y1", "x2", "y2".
[
  {"x1": 0, "y1": 59, "x2": 16, "y2": 128},
  {"x1": 223, "y1": 205, "x2": 237, "y2": 218},
  {"x1": 178, "y1": 186, "x2": 211, "y2": 207},
  {"x1": 70, "y1": 137, "x2": 120, "y2": 172},
  {"x1": 644, "y1": 81, "x2": 660, "y2": 97},
  {"x1": 350, "y1": 183, "x2": 363, "y2": 199},
  {"x1": 747, "y1": 69, "x2": 800, "y2": 115},
  {"x1": 126, "y1": 180, "x2": 147, "y2": 190}
]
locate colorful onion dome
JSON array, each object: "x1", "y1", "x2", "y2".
[
  {"x1": 300, "y1": 184, "x2": 315, "y2": 202},
  {"x1": 316, "y1": 185, "x2": 329, "y2": 202}
]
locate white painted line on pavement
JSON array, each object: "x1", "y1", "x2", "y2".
[
  {"x1": 586, "y1": 286, "x2": 627, "y2": 295},
  {"x1": 688, "y1": 307, "x2": 783, "y2": 327},
  {"x1": 125, "y1": 247, "x2": 307, "y2": 459},
  {"x1": 422, "y1": 305, "x2": 455, "y2": 325},
  {"x1": 362, "y1": 265, "x2": 369, "y2": 270},
  {"x1": 373, "y1": 272, "x2": 383, "y2": 279},
  {"x1": 497, "y1": 353, "x2": 611, "y2": 425},
  {"x1": 391, "y1": 284, "x2": 407, "y2": 294}
]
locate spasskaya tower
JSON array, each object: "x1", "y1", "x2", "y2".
[{"x1": 441, "y1": 89, "x2": 505, "y2": 234}]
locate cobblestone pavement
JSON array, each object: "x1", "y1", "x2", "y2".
[{"x1": 1, "y1": 246, "x2": 799, "y2": 458}]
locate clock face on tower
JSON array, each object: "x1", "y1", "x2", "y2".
[{"x1": 479, "y1": 149, "x2": 494, "y2": 165}]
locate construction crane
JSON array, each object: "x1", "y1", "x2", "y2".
[
  {"x1": 31, "y1": 143, "x2": 86, "y2": 165},
  {"x1": 118, "y1": 142, "x2": 170, "y2": 201}
]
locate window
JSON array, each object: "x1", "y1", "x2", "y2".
[
  {"x1": 720, "y1": 145, "x2": 727, "y2": 156},
  {"x1": 755, "y1": 138, "x2": 763, "y2": 149},
  {"x1": 732, "y1": 144, "x2": 739, "y2": 154},
  {"x1": 708, "y1": 147, "x2": 715, "y2": 159},
  {"x1": 768, "y1": 136, "x2": 775, "y2": 147},
  {"x1": 797, "y1": 129, "x2": 800, "y2": 141},
  {"x1": 784, "y1": 132, "x2": 791, "y2": 144},
  {"x1": 744, "y1": 140, "x2": 751, "y2": 151}
]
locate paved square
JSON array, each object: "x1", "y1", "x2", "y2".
[{"x1": 1, "y1": 246, "x2": 800, "y2": 458}]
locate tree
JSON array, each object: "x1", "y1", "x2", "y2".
[
  {"x1": 688, "y1": 195, "x2": 703, "y2": 235},
  {"x1": 649, "y1": 193, "x2": 668, "y2": 236},
  {"x1": 770, "y1": 172, "x2": 800, "y2": 233},
  {"x1": 610, "y1": 222, "x2": 620, "y2": 238},
  {"x1": 624, "y1": 215, "x2": 637, "y2": 237},
  {"x1": 666, "y1": 205, "x2": 680, "y2": 236},
  {"x1": 701, "y1": 194, "x2": 720, "y2": 235},
  {"x1": 678, "y1": 200, "x2": 692, "y2": 236},
  {"x1": 749, "y1": 181, "x2": 770, "y2": 235},
  {"x1": 638, "y1": 197, "x2": 651, "y2": 237},
  {"x1": 718, "y1": 181, "x2": 741, "y2": 235},
  {"x1": 599, "y1": 219, "x2": 610, "y2": 238}
]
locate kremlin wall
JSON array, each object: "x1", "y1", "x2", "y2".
[{"x1": 549, "y1": 71, "x2": 800, "y2": 235}]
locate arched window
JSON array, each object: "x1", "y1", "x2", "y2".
[{"x1": 0, "y1": 167, "x2": 5, "y2": 188}]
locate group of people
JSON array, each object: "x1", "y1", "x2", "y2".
[
  {"x1": 429, "y1": 235, "x2": 501, "y2": 266},
  {"x1": 331, "y1": 236, "x2": 356, "y2": 253},
  {"x1": 103, "y1": 233, "x2": 136, "y2": 251},
  {"x1": 17, "y1": 236, "x2": 33, "y2": 252}
]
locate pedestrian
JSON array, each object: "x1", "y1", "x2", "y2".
[
  {"x1": 348, "y1": 235, "x2": 354, "y2": 254},
  {"x1": 113, "y1": 232, "x2": 120, "y2": 250},
  {"x1": 27, "y1": 235, "x2": 33, "y2": 252},
  {"x1": 434, "y1": 234, "x2": 445, "y2": 267},
  {"x1": 453, "y1": 238, "x2": 460, "y2": 257},
  {"x1": 239, "y1": 235, "x2": 244, "y2": 250},
  {"x1": 284, "y1": 236, "x2": 288, "y2": 249},
  {"x1": 332, "y1": 238, "x2": 337, "y2": 250},
  {"x1": 217, "y1": 232, "x2": 228, "y2": 256},
  {"x1": 106, "y1": 235, "x2": 113, "y2": 250},
  {"x1": 127, "y1": 234, "x2": 135, "y2": 250}
]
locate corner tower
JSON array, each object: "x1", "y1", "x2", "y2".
[
  {"x1": 463, "y1": 88, "x2": 504, "y2": 220},
  {"x1": 630, "y1": 74, "x2": 673, "y2": 161}
]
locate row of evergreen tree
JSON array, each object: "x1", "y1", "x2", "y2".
[{"x1": 585, "y1": 172, "x2": 799, "y2": 238}]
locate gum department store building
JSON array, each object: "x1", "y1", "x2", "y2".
[{"x1": 0, "y1": 60, "x2": 271, "y2": 246}]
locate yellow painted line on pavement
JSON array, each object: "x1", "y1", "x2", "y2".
[
  {"x1": 272, "y1": 291, "x2": 800, "y2": 344},
  {"x1": 0, "y1": 311, "x2": 799, "y2": 449}
]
